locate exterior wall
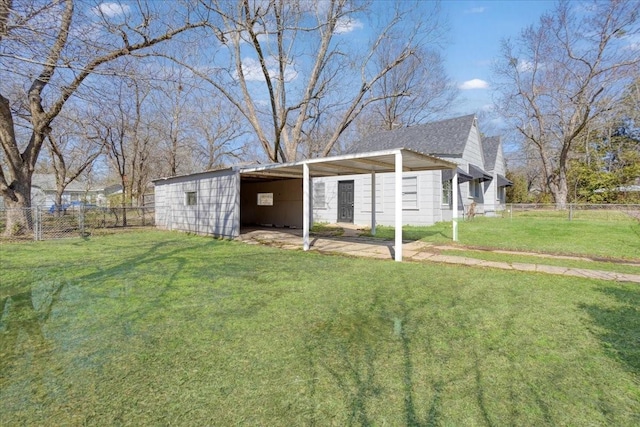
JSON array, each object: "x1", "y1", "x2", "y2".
[
  {"x1": 240, "y1": 179, "x2": 303, "y2": 227},
  {"x1": 312, "y1": 120, "x2": 490, "y2": 227},
  {"x1": 154, "y1": 169, "x2": 240, "y2": 238},
  {"x1": 460, "y1": 123, "x2": 488, "y2": 213},
  {"x1": 484, "y1": 144, "x2": 508, "y2": 216},
  {"x1": 312, "y1": 171, "x2": 447, "y2": 227},
  {"x1": 31, "y1": 188, "x2": 101, "y2": 208}
]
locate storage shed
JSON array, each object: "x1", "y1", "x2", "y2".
[{"x1": 153, "y1": 148, "x2": 457, "y2": 261}]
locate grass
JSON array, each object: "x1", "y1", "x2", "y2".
[
  {"x1": 361, "y1": 214, "x2": 640, "y2": 261},
  {"x1": 438, "y1": 249, "x2": 640, "y2": 276},
  {"x1": 1, "y1": 230, "x2": 639, "y2": 425}
]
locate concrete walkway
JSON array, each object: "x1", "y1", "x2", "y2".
[{"x1": 237, "y1": 227, "x2": 640, "y2": 284}]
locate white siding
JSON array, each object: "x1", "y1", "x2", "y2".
[
  {"x1": 313, "y1": 170, "x2": 443, "y2": 227},
  {"x1": 312, "y1": 121, "x2": 489, "y2": 226},
  {"x1": 154, "y1": 169, "x2": 240, "y2": 237},
  {"x1": 485, "y1": 143, "x2": 508, "y2": 216},
  {"x1": 461, "y1": 122, "x2": 487, "y2": 213}
]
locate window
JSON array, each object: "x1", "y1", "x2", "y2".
[
  {"x1": 442, "y1": 179, "x2": 452, "y2": 205},
  {"x1": 498, "y1": 187, "x2": 506, "y2": 203},
  {"x1": 402, "y1": 176, "x2": 418, "y2": 209},
  {"x1": 469, "y1": 180, "x2": 481, "y2": 198},
  {"x1": 185, "y1": 191, "x2": 197, "y2": 206},
  {"x1": 313, "y1": 182, "x2": 326, "y2": 208},
  {"x1": 257, "y1": 193, "x2": 273, "y2": 206}
]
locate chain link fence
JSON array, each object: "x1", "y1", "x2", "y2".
[
  {"x1": 502, "y1": 203, "x2": 640, "y2": 222},
  {"x1": 0, "y1": 206, "x2": 156, "y2": 243}
]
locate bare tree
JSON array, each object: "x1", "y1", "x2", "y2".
[
  {"x1": 0, "y1": 0, "x2": 206, "y2": 234},
  {"x1": 190, "y1": 97, "x2": 249, "y2": 170},
  {"x1": 493, "y1": 0, "x2": 640, "y2": 208},
  {"x1": 369, "y1": 43, "x2": 457, "y2": 130},
  {"x1": 46, "y1": 108, "x2": 104, "y2": 214},
  {"x1": 92, "y1": 77, "x2": 154, "y2": 225},
  {"x1": 173, "y1": 0, "x2": 438, "y2": 163}
]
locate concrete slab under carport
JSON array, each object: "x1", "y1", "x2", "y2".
[
  {"x1": 238, "y1": 148, "x2": 458, "y2": 262},
  {"x1": 237, "y1": 226, "x2": 428, "y2": 261}
]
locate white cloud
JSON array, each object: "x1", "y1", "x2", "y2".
[
  {"x1": 621, "y1": 33, "x2": 640, "y2": 51},
  {"x1": 237, "y1": 57, "x2": 298, "y2": 83},
  {"x1": 93, "y1": 2, "x2": 130, "y2": 17},
  {"x1": 516, "y1": 59, "x2": 534, "y2": 73},
  {"x1": 335, "y1": 17, "x2": 364, "y2": 34},
  {"x1": 459, "y1": 79, "x2": 489, "y2": 90},
  {"x1": 464, "y1": 7, "x2": 486, "y2": 14}
]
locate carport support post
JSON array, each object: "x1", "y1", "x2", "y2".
[
  {"x1": 452, "y1": 167, "x2": 458, "y2": 241},
  {"x1": 371, "y1": 171, "x2": 376, "y2": 236},
  {"x1": 395, "y1": 151, "x2": 403, "y2": 262},
  {"x1": 303, "y1": 163, "x2": 310, "y2": 251}
]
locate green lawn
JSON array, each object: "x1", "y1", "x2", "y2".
[
  {"x1": 1, "y1": 231, "x2": 639, "y2": 425},
  {"x1": 438, "y1": 249, "x2": 640, "y2": 276},
  {"x1": 363, "y1": 214, "x2": 640, "y2": 261}
]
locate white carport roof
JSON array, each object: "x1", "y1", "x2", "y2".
[
  {"x1": 239, "y1": 148, "x2": 456, "y2": 179},
  {"x1": 239, "y1": 148, "x2": 459, "y2": 262}
]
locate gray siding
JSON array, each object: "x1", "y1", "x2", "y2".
[
  {"x1": 312, "y1": 121, "x2": 488, "y2": 226},
  {"x1": 484, "y1": 143, "x2": 507, "y2": 216},
  {"x1": 154, "y1": 169, "x2": 240, "y2": 238},
  {"x1": 460, "y1": 123, "x2": 487, "y2": 212},
  {"x1": 312, "y1": 171, "x2": 445, "y2": 227}
]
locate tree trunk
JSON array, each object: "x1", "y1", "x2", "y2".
[
  {"x1": 120, "y1": 187, "x2": 127, "y2": 227},
  {"x1": 3, "y1": 176, "x2": 33, "y2": 236},
  {"x1": 53, "y1": 191, "x2": 65, "y2": 217},
  {"x1": 554, "y1": 168, "x2": 569, "y2": 210}
]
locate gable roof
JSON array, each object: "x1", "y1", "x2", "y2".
[
  {"x1": 31, "y1": 173, "x2": 87, "y2": 192},
  {"x1": 482, "y1": 136, "x2": 501, "y2": 171},
  {"x1": 346, "y1": 114, "x2": 477, "y2": 157}
]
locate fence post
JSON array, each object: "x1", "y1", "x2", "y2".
[
  {"x1": 34, "y1": 206, "x2": 39, "y2": 241},
  {"x1": 79, "y1": 207, "x2": 85, "y2": 236},
  {"x1": 569, "y1": 204, "x2": 573, "y2": 221}
]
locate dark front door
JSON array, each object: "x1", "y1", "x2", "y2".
[{"x1": 337, "y1": 180, "x2": 354, "y2": 223}]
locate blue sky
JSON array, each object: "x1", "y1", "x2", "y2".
[{"x1": 440, "y1": 0, "x2": 556, "y2": 115}]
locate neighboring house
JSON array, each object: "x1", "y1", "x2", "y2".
[
  {"x1": 312, "y1": 114, "x2": 512, "y2": 226},
  {"x1": 29, "y1": 174, "x2": 120, "y2": 208}
]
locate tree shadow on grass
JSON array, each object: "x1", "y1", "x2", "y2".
[
  {"x1": 303, "y1": 290, "x2": 444, "y2": 426},
  {"x1": 581, "y1": 285, "x2": 640, "y2": 377}
]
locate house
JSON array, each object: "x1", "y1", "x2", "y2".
[
  {"x1": 152, "y1": 115, "x2": 512, "y2": 260},
  {"x1": 153, "y1": 148, "x2": 457, "y2": 261},
  {"x1": 478, "y1": 136, "x2": 512, "y2": 216},
  {"x1": 311, "y1": 114, "x2": 512, "y2": 226},
  {"x1": 29, "y1": 174, "x2": 120, "y2": 208}
]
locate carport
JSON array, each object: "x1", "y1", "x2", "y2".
[{"x1": 240, "y1": 148, "x2": 457, "y2": 262}]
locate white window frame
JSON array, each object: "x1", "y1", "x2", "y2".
[
  {"x1": 257, "y1": 193, "x2": 274, "y2": 206},
  {"x1": 498, "y1": 186, "x2": 506, "y2": 203},
  {"x1": 185, "y1": 191, "x2": 197, "y2": 206},
  {"x1": 469, "y1": 180, "x2": 481, "y2": 199},
  {"x1": 442, "y1": 179, "x2": 452, "y2": 205},
  {"x1": 402, "y1": 176, "x2": 418, "y2": 210},
  {"x1": 313, "y1": 182, "x2": 326, "y2": 209}
]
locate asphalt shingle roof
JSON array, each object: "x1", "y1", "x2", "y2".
[
  {"x1": 31, "y1": 174, "x2": 87, "y2": 192},
  {"x1": 346, "y1": 114, "x2": 476, "y2": 157},
  {"x1": 482, "y1": 136, "x2": 501, "y2": 171}
]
